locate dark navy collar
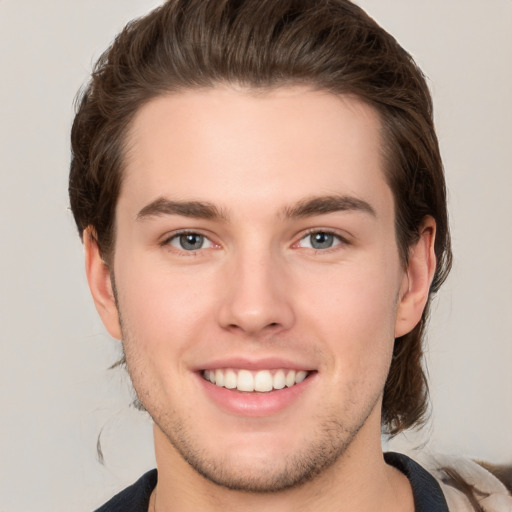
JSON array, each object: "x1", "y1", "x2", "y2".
[{"x1": 385, "y1": 452, "x2": 450, "y2": 511}]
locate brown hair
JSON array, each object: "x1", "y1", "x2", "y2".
[{"x1": 69, "y1": 0, "x2": 452, "y2": 435}]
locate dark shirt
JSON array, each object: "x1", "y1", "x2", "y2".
[
  {"x1": 94, "y1": 469, "x2": 156, "y2": 512},
  {"x1": 94, "y1": 452, "x2": 450, "y2": 511},
  {"x1": 385, "y1": 452, "x2": 450, "y2": 511}
]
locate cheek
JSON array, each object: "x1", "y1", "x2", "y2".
[
  {"x1": 296, "y1": 263, "x2": 400, "y2": 373},
  {"x1": 114, "y1": 265, "x2": 214, "y2": 407},
  {"x1": 302, "y1": 263, "x2": 399, "y2": 331},
  {"x1": 114, "y1": 257, "x2": 216, "y2": 356}
]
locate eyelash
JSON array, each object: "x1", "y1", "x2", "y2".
[
  {"x1": 160, "y1": 228, "x2": 350, "y2": 255},
  {"x1": 160, "y1": 230, "x2": 217, "y2": 254},
  {"x1": 295, "y1": 229, "x2": 349, "y2": 252}
]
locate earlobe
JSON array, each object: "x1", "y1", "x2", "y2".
[
  {"x1": 84, "y1": 227, "x2": 122, "y2": 340},
  {"x1": 395, "y1": 217, "x2": 437, "y2": 338}
]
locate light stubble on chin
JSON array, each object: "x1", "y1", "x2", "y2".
[{"x1": 150, "y1": 402, "x2": 375, "y2": 494}]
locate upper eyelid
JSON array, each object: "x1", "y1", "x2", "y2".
[
  {"x1": 160, "y1": 229, "x2": 215, "y2": 244},
  {"x1": 158, "y1": 228, "x2": 351, "y2": 248},
  {"x1": 160, "y1": 231, "x2": 219, "y2": 255},
  {"x1": 298, "y1": 228, "x2": 351, "y2": 242},
  {"x1": 289, "y1": 230, "x2": 349, "y2": 253}
]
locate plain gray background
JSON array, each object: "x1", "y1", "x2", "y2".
[{"x1": 0, "y1": 1, "x2": 511, "y2": 510}]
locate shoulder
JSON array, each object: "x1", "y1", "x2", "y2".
[
  {"x1": 412, "y1": 453, "x2": 512, "y2": 512},
  {"x1": 93, "y1": 469, "x2": 157, "y2": 512}
]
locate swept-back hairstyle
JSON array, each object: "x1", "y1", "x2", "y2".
[{"x1": 69, "y1": 0, "x2": 452, "y2": 435}]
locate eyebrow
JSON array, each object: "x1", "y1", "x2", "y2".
[
  {"x1": 136, "y1": 194, "x2": 376, "y2": 222},
  {"x1": 136, "y1": 197, "x2": 227, "y2": 221},
  {"x1": 282, "y1": 195, "x2": 376, "y2": 219}
]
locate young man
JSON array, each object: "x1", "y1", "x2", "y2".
[{"x1": 69, "y1": 1, "x2": 510, "y2": 511}]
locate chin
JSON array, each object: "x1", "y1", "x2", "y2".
[{"x1": 159, "y1": 414, "x2": 361, "y2": 493}]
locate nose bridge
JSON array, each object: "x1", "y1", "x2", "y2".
[{"x1": 217, "y1": 240, "x2": 294, "y2": 335}]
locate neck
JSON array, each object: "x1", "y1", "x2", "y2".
[{"x1": 150, "y1": 417, "x2": 414, "y2": 512}]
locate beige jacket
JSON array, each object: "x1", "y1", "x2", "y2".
[{"x1": 422, "y1": 454, "x2": 512, "y2": 512}]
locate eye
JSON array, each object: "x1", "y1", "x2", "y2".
[
  {"x1": 167, "y1": 232, "x2": 215, "y2": 251},
  {"x1": 297, "y1": 231, "x2": 343, "y2": 250}
]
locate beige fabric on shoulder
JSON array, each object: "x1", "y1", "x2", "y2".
[{"x1": 419, "y1": 454, "x2": 512, "y2": 512}]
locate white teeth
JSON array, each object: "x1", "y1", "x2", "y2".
[
  {"x1": 215, "y1": 369, "x2": 224, "y2": 387},
  {"x1": 237, "y1": 370, "x2": 254, "y2": 392},
  {"x1": 254, "y1": 370, "x2": 273, "y2": 392},
  {"x1": 224, "y1": 369, "x2": 237, "y2": 389},
  {"x1": 285, "y1": 371, "x2": 295, "y2": 388},
  {"x1": 295, "y1": 370, "x2": 307, "y2": 384},
  {"x1": 273, "y1": 369, "x2": 286, "y2": 390},
  {"x1": 203, "y1": 368, "x2": 310, "y2": 392}
]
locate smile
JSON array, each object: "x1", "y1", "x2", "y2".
[{"x1": 202, "y1": 368, "x2": 310, "y2": 392}]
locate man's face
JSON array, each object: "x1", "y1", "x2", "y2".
[{"x1": 94, "y1": 87, "x2": 416, "y2": 491}]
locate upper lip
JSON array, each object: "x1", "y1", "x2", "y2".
[{"x1": 194, "y1": 357, "x2": 315, "y2": 372}]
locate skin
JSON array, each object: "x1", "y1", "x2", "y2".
[{"x1": 85, "y1": 86, "x2": 436, "y2": 512}]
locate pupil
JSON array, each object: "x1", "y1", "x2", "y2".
[
  {"x1": 180, "y1": 233, "x2": 203, "y2": 250},
  {"x1": 311, "y1": 232, "x2": 333, "y2": 249}
]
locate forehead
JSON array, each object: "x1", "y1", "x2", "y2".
[{"x1": 120, "y1": 86, "x2": 392, "y2": 219}]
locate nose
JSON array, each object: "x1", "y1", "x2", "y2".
[{"x1": 216, "y1": 249, "x2": 295, "y2": 336}]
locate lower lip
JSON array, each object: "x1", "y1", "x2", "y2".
[{"x1": 196, "y1": 372, "x2": 315, "y2": 417}]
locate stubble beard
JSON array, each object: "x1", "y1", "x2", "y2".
[
  {"x1": 129, "y1": 359, "x2": 378, "y2": 493},
  {"x1": 122, "y1": 345, "x2": 379, "y2": 494},
  {"x1": 114, "y1": 287, "x2": 381, "y2": 494},
  {"x1": 121, "y1": 356, "x2": 380, "y2": 493},
  {"x1": 152, "y1": 409, "x2": 369, "y2": 494}
]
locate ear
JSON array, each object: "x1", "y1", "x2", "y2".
[
  {"x1": 395, "y1": 216, "x2": 437, "y2": 338},
  {"x1": 84, "y1": 227, "x2": 122, "y2": 340}
]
